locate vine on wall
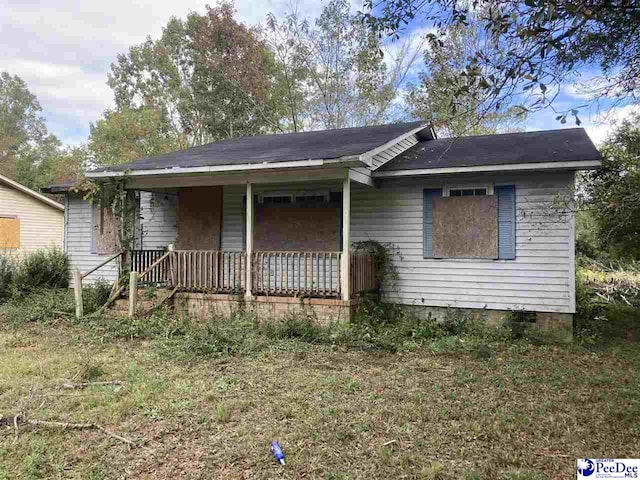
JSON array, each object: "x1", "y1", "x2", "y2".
[{"x1": 73, "y1": 176, "x2": 138, "y2": 265}]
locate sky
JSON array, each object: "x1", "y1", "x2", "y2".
[{"x1": 0, "y1": 0, "x2": 635, "y2": 147}]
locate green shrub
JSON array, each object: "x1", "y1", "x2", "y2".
[
  {"x1": 0, "y1": 288, "x2": 75, "y2": 325},
  {"x1": 82, "y1": 280, "x2": 112, "y2": 314},
  {"x1": 14, "y1": 249, "x2": 69, "y2": 295},
  {"x1": 0, "y1": 255, "x2": 16, "y2": 303}
]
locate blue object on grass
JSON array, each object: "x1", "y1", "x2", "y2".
[{"x1": 271, "y1": 441, "x2": 285, "y2": 465}]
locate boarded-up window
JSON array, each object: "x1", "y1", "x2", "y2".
[
  {"x1": 0, "y1": 216, "x2": 20, "y2": 249},
  {"x1": 176, "y1": 186, "x2": 223, "y2": 250},
  {"x1": 432, "y1": 196, "x2": 498, "y2": 259},
  {"x1": 254, "y1": 206, "x2": 340, "y2": 251},
  {"x1": 423, "y1": 186, "x2": 516, "y2": 260},
  {"x1": 91, "y1": 203, "x2": 121, "y2": 255}
]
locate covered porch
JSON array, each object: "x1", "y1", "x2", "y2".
[{"x1": 116, "y1": 170, "x2": 376, "y2": 310}]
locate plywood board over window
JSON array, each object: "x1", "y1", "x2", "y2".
[
  {"x1": 176, "y1": 186, "x2": 223, "y2": 250},
  {"x1": 432, "y1": 196, "x2": 498, "y2": 259},
  {"x1": 0, "y1": 216, "x2": 20, "y2": 249},
  {"x1": 93, "y1": 205, "x2": 122, "y2": 255},
  {"x1": 254, "y1": 206, "x2": 339, "y2": 251}
]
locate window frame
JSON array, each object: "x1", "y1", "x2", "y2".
[
  {"x1": 423, "y1": 184, "x2": 516, "y2": 261},
  {"x1": 443, "y1": 184, "x2": 494, "y2": 197}
]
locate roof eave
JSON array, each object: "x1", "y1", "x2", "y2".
[
  {"x1": 86, "y1": 155, "x2": 365, "y2": 180},
  {"x1": 0, "y1": 174, "x2": 64, "y2": 211},
  {"x1": 373, "y1": 159, "x2": 602, "y2": 178}
]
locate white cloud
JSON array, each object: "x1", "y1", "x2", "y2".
[
  {"x1": 582, "y1": 105, "x2": 640, "y2": 145},
  {"x1": 0, "y1": 0, "x2": 322, "y2": 144}
]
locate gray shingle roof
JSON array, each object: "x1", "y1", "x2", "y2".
[
  {"x1": 379, "y1": 128, "x2": 601, "y2": 171},
  {"x1": 95, "y1": 121, "x2": 428, "y2": 173}
]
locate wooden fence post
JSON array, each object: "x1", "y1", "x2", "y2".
[
  {"x1": 128, "y1": 271, "x2": 138, "y2": 318},
  {"x1": 167, "y1": 243, "x2": 176, "y2": 288},
  {"x1": 73, "y1": 269, "x2": 83, "y2": 319}
]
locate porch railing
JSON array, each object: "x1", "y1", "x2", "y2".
[
  {"x1": 350, "y1": 253, "x2": 376, "y2": 297},
  {"x1": 129, "y1": 249, "x2": 374, "y2": 299},
  {"x1": 252, "y1": 251, "x2": 342, "y2": 298},
  {"x1": 172, "y1": 250, "x2": 246, "y2": 292},
  {"x1": 131, "y1": 249, "x2": 169, "y2": 285}
]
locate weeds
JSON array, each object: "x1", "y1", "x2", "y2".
[
  {"x1": 13, "y1": 248, "x2": 69, "y2": 295},
  {"x1": 0, "y1": 255, "x2": 16, "y2": 303}
]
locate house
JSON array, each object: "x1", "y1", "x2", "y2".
[
  {"x1": 43, "y1": 122, "x2": 601, "y2": 328},
  {"x1": 0, "y1": 174, "x2": 64, "y2": 257}
]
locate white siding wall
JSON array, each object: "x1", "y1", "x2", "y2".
[
  {"x1": 139, "y1": 192, "x2": 177, "y2": 249},
  {"x1": 0, "y1": 183, "x2": 63, "y2": 257},
  {"x1": 65, "y1": 193, "x2": 118, "y2": 283},
  {"x1": 351, "y1": 171, "x2": 576, "y2": 313},
  {"x1": 65, "y1": 171, "x2": 576, "y2": 312}
]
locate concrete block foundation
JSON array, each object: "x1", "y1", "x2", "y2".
[
  {"x1": 173, "y1": 292, "x2": 358, "y2": 325},
  {"x1": 152, "y1": 290, "x2": 573, "y2": 333}
]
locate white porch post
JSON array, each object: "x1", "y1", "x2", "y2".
[
  {"x1": 245, "y1": 182, "x2": 253, "y2": 298},
  {"x1": 341, "y1": 175, "x2": 351, "y2": 301}
]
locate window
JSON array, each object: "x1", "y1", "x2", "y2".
[
  {"x1": 423, "y1": 185, "x2": 516, "y2": 260},
  {"x1": 0, "y1": 215, "x2": 20, "y2": 249},
  {"x1": 262, "y1": 194, "x2": 292, "y2": 205},
  {"x1": 258, "y1": 191, "x2": 332, "y2": 205},
  {"x1": 91, "y1": 203, "x2": 121, "y2": 255},
  {"x1": 295, "y1": 194, "x2": 328, "y2": 204},
  {"x1": 449, "y1": 188, "x2": 487, "y2": 197},
  {"x1": 444, "y1": 184, "x2": 494, "y2": 197}
]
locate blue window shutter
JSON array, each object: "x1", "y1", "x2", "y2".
[
  {"x1": 497, "y1": 185, "x2": 516, "y2": 259},
  {"x1": 90, "y1": 202, "x2": 97, "y2": 254},
  {"x1": 423, "y1": 189, "x2": 442, "y2": 258}
]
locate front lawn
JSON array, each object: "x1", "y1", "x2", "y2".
[{"x1": 1, "y1": 321, "x2": 639, "y2": 479}]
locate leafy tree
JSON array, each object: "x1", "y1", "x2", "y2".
[
  {"x1": 263, "y1": 12, "x2": 310, "y2": 132},
  {"x1": 108, "y1": 2, "x2": 287, "y2": 147},
  {"x1": 406, "y1": 22, "x2": 525, "y2": 136},
  {"x1": 583, "y1": 113, "x2": 640, "y2": 259},
  {"x1": 88, "y1": 107, "x2": 180, "y2": 166},
  {"x1": 0, "y1": 71, "x2": 65, "y2": 189},
  {"x1": 362, "y1": 0, "x2": 640, "y2": 121},
  {"x1": 269, "y1": 0, "x2": 422, "y2": 130}
]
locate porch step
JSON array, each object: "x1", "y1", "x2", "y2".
[{"x1": 110, "y1": 298, "x2": 170, "y2": 315}]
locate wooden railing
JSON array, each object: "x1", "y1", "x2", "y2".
[
  {"x1": 252, "y1": 251, "x2": 342, "y2": 298},
  {"x1": 172, "y1": 250, "x2": 246, "y2": 292},
  {"x1": 131, "y1": 249, "x2": 169, "y2": 285},
  {"x1": 350, "y1": 254, "x2": 376, "y2": 297},
  {"x1": 123, "y1": 249, "x2": 375, "y2": 300}
]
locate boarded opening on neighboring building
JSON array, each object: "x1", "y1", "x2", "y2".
[
  {"x1": 0, "y1": 216, "x2": 20, "y2": 249},
  {"x1": 432, "y1": 196, "x2": 498, "y2": 258},
  {"x1": 176, "y1": 186, "x2": 223, "y2": 250}
]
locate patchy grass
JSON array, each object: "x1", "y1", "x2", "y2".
[{"x1": 1, "y1": 321, "x2": 639, "y2": 479}]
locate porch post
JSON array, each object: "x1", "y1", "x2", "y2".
[
  {"x1": 245, "y1": 182, "x2": 253, "y2": 298},
  {"x1": 341, "y1": 175, "x2": 351, "y2": 301}
]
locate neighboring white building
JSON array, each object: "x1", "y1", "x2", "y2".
[{"x1": 0, "y1": 174, "x2": 64, "y2": 257}]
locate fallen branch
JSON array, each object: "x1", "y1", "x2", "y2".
[
  {"x1": 13, "y1": 415, "x2": 19, "y2": 444},
  {"x1": 26, "y1": 419, "x2": 136, "y2": 447},
  {"x1": 61, "y1": 380, "x2": 123, "y2": 390}
]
